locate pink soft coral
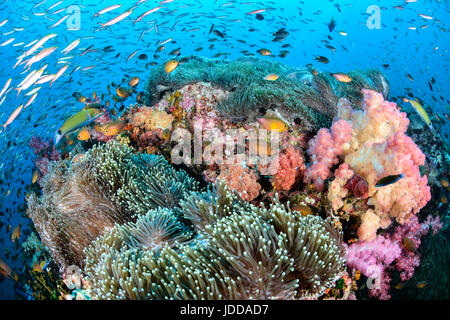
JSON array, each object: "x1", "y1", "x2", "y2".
[
  {"x1": 328, "y1": 163, "x2": 355, "y2": 211},
  {"x1": 391, "y1": 215, "x2": 443, "y2": 281},
  {"x1": 30, "y1": 136, "x2": 61, "y2": 181},
  {"x1": 218, "y1": 164, "x2": 261, "y2": 201},
  {"x1": 272, "y1": 147, "x2": 306, "y2": 191},
  {"x1": 348, "y1": 215, "x2": 443, "y2": 299},
  {"x1": 308, "y1": 89, "x2": 431, "y2": 241},
  {"x1": 347, "y1": 235, "x2": 401, "y2": 300},
  {"x1": 304, "y1": 120, "x2": 352, "y2": 190}
]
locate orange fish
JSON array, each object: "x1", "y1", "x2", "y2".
[
  {"x1": 291, "y1": 204, "x2": 313, "y2": 217},
  {"x1": 332, "y1": 73, "x2": 352, "y2": 83},
  {"x1": 11, "y1": 224, "x2": 21, "y2": 242},
  {"x1": 0, "y1": 258, "x2": 12, "y2": 279},
  {"x1": 77, "y1": 127, "x2": 91, "y2": 141},
  {"x1": 354, "y1": 270, "x2": 361, "y2": 281},
  {"x1": 116, "y1": 87, "x2": 130, "y2": 99},
  {"x1": 264, "y1": 73, "x2": 279, "y2": 81},
  {"x1": 257, "y1": 116, "x2": 288, "y2": 132},
  {"x1": 402, "y1": 237, "x2": 418, "y2": 254},
  {"x1": 164, "y1": 60, "x2": 179, "y2": 74},
  {"x1": 103, "y1": 121, "x2": 124, "y2": 136},
  {"x1": 394, "y1": 282, "x2": 407, "y2": 290},
  {"x1": 257, "y1": 48, "x2": 271, "y2": 56}
]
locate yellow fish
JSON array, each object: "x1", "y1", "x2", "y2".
[
  {"x1": 32, "y1": 170, "x2": 39, "y2": 184},
  {"x1": 416, "y1": 281, "x2": 428, "y2": 289},
  {"x1": 164, "y1": 60, "x2": 179, "y2": 74},
  {"x1": 257, "y1": 116, "x2": 288, "y2": 132},
  {"x1": 409, "y1": 100, "x2": 432, "y2": 129},
  {"x1": 11, "y1": 224, "x2": 21, "y2": 242},
  {"x1": 264, "y1": 73, "x2": 279, "y2": 81},
  {"x1": 77, "y1": 127, "x2": 91, "y2": 141}
]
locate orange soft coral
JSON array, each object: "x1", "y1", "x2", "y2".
[
  {"x1": 217, "y1": 164, "x2": 261, "y2": 201},
  {"x1": 272, "y1": 147, "x2": 306, "y2": 191}
]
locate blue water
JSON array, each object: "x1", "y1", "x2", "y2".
[{"x1": 0, "y1": 0, "x2": 449, "y2": 299}]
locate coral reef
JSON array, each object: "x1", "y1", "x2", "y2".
[
  {"x1": 27, "y1": 158, "x2": 126, "y2": 269},
  {"x1": 27, "y1": 141, "x2": 198, "y2": 269},
  {"x1": 347, "y1": 214, "x2": 443, "y2": 300},
  {"x1": 29, "y1": 136, "x2": 61, "y2": 180},
  {"x1": 304, "y1": 120, "x2": 353, "y2": 191},
  {"x1": 308, "y1": 89, "x2": 431, "y2": 241},
  {"x1": 216, "y1": 164, "x2": 261, "y2": 201},
  {"x1": 84, "y1": 182, "x2": 346, "y2": 300},
  {"x1": 145, "y1": 56, "x2": 388, "y2": 130},
  {"x1": 272, "y1": 146, "x2": 306, "y2": 192},
  {"x1": 347, "y1": 235, "x2": 401, "y2": 300},
  {"x1": 21, "y1": 53, "x2": 446, "y2": 302}
]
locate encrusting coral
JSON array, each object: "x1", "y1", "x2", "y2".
[{"x1": 83, "y1": 181, "x2": 347, "y2": 300}]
